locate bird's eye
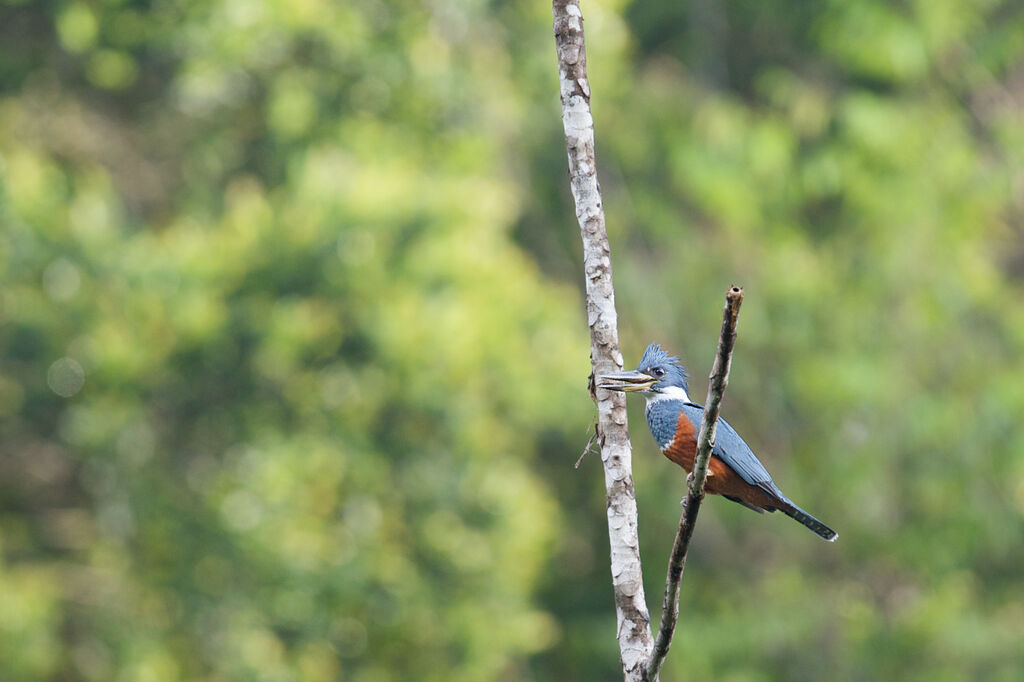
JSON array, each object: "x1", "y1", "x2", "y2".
[{"x1": 653, "y1": 367, "x2": 665, "y2": 377}]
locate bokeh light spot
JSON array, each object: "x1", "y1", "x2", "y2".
[
  {"x1": 56, "y1": 3, "x2": 98, "y2": 53},
  {"x1": 47, "y1": 357, "x2": 85, "y2": 397},
  {"x1": 43, "y1": 258, "x2": 82, "y2": 301}
]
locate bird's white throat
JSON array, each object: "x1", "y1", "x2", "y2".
[{"x1": 644, "y1": 385, "x2": 690, "y2": 408}]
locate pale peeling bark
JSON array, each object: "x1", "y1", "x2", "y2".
[
  {"x1": 552, "y1": 1, "x2": 654, "y2": 679},
  {"x1": 647, "y1": 287, "x2": 744, "y2": 680}
]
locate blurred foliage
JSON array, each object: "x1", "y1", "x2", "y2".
[{"x1": 1, "y1": 0, "x2": 1024, "y2": 680}]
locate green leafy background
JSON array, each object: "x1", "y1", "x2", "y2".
[{"x1": 2, "y1": 0, "x2": 1023, "y2": 679}]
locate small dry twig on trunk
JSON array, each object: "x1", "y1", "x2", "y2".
[
  {"x1": 647, "y1": 286, "x2": 745, "y2": 680},
  {"x1": 552, "y1": 1, "x2": 654, "y2": 678}
]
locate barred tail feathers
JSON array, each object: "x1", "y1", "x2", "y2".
[{"x1": 782, "y1": 504, "x2": 838, "y2": 542}]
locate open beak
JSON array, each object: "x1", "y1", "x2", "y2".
[{"x1": 597, "y1": 369, "x2": 656, "y2": 393}]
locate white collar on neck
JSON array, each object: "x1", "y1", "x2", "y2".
[{"x1": 645, "y1": 385, "x2": 690, "y2": 406}]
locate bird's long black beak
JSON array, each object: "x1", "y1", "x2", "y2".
[{"x1": 597, "y1": 369, "x2": 656, "y2": 393}]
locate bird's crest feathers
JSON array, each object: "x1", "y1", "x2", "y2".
[
  {"x1": 639, "y1": 344, "x2": 685, "y2": 376},
  {"x1": 637, "y1": 342, "x2": 689, "y2": 393}
]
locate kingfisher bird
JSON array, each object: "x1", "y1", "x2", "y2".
[{"x1": 599, "y1": 343, "x2": 837, "y2": 541}]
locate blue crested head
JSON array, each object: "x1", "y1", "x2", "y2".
[
  {"x1": 636, "y1": 343, "x2": 689, "y2": 394},
  {"x1": 596, "y1": 342, "x2": 690, "y2": 398}
]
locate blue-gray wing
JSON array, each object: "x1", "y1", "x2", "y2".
[{"x1": 679, "y1": 403, "x2": 789, "y2": 501}]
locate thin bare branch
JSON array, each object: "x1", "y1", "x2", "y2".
[
  {"x1": 647, "y1": 286, "x2": 745, "y2": 680},
  {"x1": 576, "y1": 422, "x2": 599, "y2": 469},
  {"x1": 552, "y1": 1, "x2": 654, "y2": 678}
]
